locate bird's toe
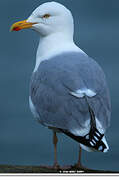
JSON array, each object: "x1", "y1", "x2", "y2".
[{"x1": 52, "y1": 162, "x2": 60, "y2": 170}]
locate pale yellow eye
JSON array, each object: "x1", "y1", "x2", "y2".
[{"x1": 42, "y1": 14, "x2": 50, "y2": 18}]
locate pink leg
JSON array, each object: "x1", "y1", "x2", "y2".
[
  {"x1": 53, "y1": 131, "x2": 60, "y2": 169},
  {"x1": 75, "y1": 146, "x2": 83, "y2": 168}
]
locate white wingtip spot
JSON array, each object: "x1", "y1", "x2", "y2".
[
  {"x1": 98, "y1": 146, "x2": 103, "y2": 151},
  {"x1": 102, "y1": 136, "x2": 109, "y2": 152},
  {"x1": 103, "y1": 148, "x2": 109, "y2": 153}
]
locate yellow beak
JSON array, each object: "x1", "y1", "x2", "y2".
[{"x1": 10, "y1": 19, "x2": 37, "y2": 32}]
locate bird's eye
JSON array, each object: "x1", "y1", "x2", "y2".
[{"x1": 42, "y1": 14, "x2": 50, "y2": 18}]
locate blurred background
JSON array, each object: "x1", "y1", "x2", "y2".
[{"x1": 0, "y1": 0, "x2": 119, "y2": 171}]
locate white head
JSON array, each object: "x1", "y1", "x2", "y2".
[
  {"x1": 28, "y1": 2, "x2": 74, "y2": 38},
  {"x1": 10, "y1": 2, "x2": 85, "y2": 71},
  {"x1": 11, "y1": 1, "x2": 74, "y2": 40}
]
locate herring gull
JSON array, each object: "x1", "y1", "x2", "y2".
[{"x1": 10, "y1": 1, "x2": 111, "y2": 169}]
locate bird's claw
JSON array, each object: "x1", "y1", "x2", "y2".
[
  {"x1": 74, "y1": 163, "x2": 86, "y2": 169},
  {"x1": 53, "y1": 162, "x2": 60, "y2": 170}
]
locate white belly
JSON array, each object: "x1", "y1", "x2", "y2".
[{"x1": 29, "y1": 96, "x2": 39, "y2": 119}]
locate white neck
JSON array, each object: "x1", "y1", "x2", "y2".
[{"x1": 34, "y1": 32, "x2": 86, "y2": 72}]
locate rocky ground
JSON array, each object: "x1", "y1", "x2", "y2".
[{"x1": 0, "y1": 164, "x2": 118, "y2": 174}]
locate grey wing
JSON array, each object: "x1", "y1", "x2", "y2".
[
  {"x1": 61, "y1": 56, "x2": 111, "y2": 134},
  {"x1": 30, "y1": 53, "x2": 111, "y2": 136},
  {"x1": 65, "y1": 57, "x2": 111, "y2": 132}
]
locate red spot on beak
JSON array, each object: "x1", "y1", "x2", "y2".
[{"x1": 13, "y1": 27, "x2": 21, "y2": 31}]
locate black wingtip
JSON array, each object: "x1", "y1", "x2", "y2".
[{"x1": 58, "y1": 127, "x2": 108, "y2": 152}]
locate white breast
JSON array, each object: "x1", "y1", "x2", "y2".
[{"x1": 29, "y1": 96, "x2": 39, "y2": 119}]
